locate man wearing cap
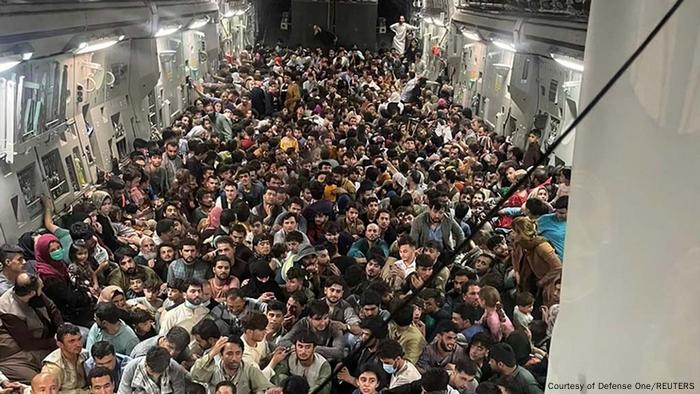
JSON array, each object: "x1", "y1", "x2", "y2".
[
  {"x1": 0, "y1": 245, "x2": 26, "y2": 296},
  {"x1": 488, "y1": 343, "x2": 542, "y2": 394}
]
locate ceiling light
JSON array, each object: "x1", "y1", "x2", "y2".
[
  {"x1": 155, "y1": 24, "x2": 182, "y2": 38},
  {"x1": 75, "y1": 38, "x2": 121, "y2": 54},
  {"x1": 462, "y1": 30, "x2": 480, "y2": 41},
  {"x1": 551, "y1": 53, "x2": 584, "y2": 72},
  {"x1": 189, "y1": 16, "x2": 210, "y2": 30},
  {"x1": 0, "y1": 59, "x2": 21, "y2": 73},
  {"x1": 22, "y1": 52, "x2": 33, "y2": 61},
  {"x1": 423, "y1": 16, "x2": 434, "y2": 24},
  {"x1": 493, "y1": 40, "x2": 516, "y2": 52},
  {"x1": 433, "y1": 19, "x2": 445, "y2": 27}
]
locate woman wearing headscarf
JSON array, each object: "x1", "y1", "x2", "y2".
[
  {"x1": 240, "y1": 260, "x2": 285, "y2": 301},
  {"x1": 16, "y1": 232, "x2": 37, "y2": 275},
  {"x1": 510, "y1": 216, "x2": 561, "y2": 317},
  {"x1": 91, "y1": 190, "x2": 124, "y2": 252},
  {"x1": 34, "y1": 234, "x2": 94, "y2": 328}
]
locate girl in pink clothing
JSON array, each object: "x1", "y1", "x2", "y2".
[{"x1": 479, "y1": 285, "x2": 515, "y2": 341}]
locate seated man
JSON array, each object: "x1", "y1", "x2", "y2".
[
  {"x1": 272, "y1": 330, "x2": 332, "y2": 394},
  {"x1": 0, "y1": 273, "x2": 62, "y2": 383},
  {"x1": 87, "y1": 366, "x2": 115, "y2": 394},
  {"x1": 86, "y1": 303, "x2": 140, "y2": 357},
  {"x1": 416, "y1": 321, "x2": 467, "y2": 373},
  {"x1": 41, "y1": 323, "x2": 89, "y2": 393},
  {"x1": 377, "y1": 339, "x2": 421, "y2": 389},
  {"x1": 129, "y1": 326, "x2": 191, "y2": 365},
  {"x1": 119, "y1": 347, "x2": 188, "y2": 393},
  {"x1": 190, "y1": 336, "x2": 273, "y2": 394},
  {"x1": 488, "y1": 343, "x2": 543, "y2": 394},
  {"x1": 240, "y1": 312, "x2": 287, "y2": 379},
  {"x1": 31, "y1": 373, "x2": 59, "y2": 394},
  {"x1": 159, "y1": 278, "x2": 210, "y2": 335},
  {"x1": 84, "y1": 341, "x2": 131, "y2": 390},
  {"x1": 107, "y1": 247, "x2": 161, "y2": 293},
  {"x1": 279, "y1": 300, "x2": 346, "y2": 363},
  {"x1": 207, "y1": 288, "x2": 267, "y2": 336},
  {"x1": 322, "y1": 276, "x2": 361, "y2": 336}
]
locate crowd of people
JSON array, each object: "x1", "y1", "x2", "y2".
[{"x1": 0, "y1": 41, "x2": 569, "y2": 394}]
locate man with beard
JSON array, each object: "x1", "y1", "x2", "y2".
[
  {"x1": 410, "y1": 200, "x2": 465, "y2": 253},
  {"x1": 208, "y1": 256, "x2": 239, "y2": 303},
  {"x1": 322, "y1": 276, "x2": 361, "y2": 336},
  {"x1": 272, "y1": 329, "x2": 332, "y2": 394},
  {"x1": 445, "y1": 268, "x2": 471, "y2": 310},
  {"x1": 230, "y1": 224, "x2": 254, "y2": 282},
  {"x1": 280, "y1": 300, "x2": 345, "y2": 362},
  {"x1": 281, "y1": 267, "x2": 315, "y2": 302},
  {"x1": 337, "y1": 316, "x2": 390, "y2": 393},
  {"x1": 193, "y1": 188, "x2": 216, "y2": 224},
  {"x1": 107, "y1": 248, "x2": 161, "y2": 293},
  {"x1": 251, "y1": 187, "x2": 284, "y2": 230},
  {"x1": 416, "y1": 321, "x2": 467, "y2": 374},
  {"x1": 190, "y1": 336, "x2": 273, "y2": 394},
  {"x1": 86, "y1": 303, "x2": 139, "y2": 356},
  {"x1": 0, "y1": 273, "x2": 62, "y2": 383},
  {"x1": 451, "y1": 303, "x2": 485, "y2": 343},
  {"x1": 161, "y1": 140, "x2": 183, "y2": 190},
  {"x1": 159, "y1": 278, "x2": 209, "y2": 335},
  {"x1": 348, "y1": 224, "x2": 389, "y2": 261},
  {"x1": 166, "y1": 239, "x2": 209, "y2": 283}
]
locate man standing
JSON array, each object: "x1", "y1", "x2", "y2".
[
  {"x1": 390, "y1": 16, "x2": 418, "y2": 56},
  {"x1": 522, "y1": 129, "x2": 543, "y2": 169},
  {"x1": 41, "y1": 324, "x2": 89, "y2": 393}
]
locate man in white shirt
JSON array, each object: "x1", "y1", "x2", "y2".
[
  {"x1": 390, "y1": 16, "x2": 418, "y2": 55},
  {"x1": 159, "y1": 278, "x2": 209, "y2": 335},
  {"x1": 240, "y1": 312, "x2": 287, "y2": 380}
]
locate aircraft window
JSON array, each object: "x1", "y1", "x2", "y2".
[{"x1": 549, "y1": 79, "x2": 559, "y2": 103}]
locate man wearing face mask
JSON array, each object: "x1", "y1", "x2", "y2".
[
  {"x1": 0, "y1": 273, "x2": 63, "y2": 383},
  {"x1": 159, "y1": 278, "x2": 209, "y2": 335},
  {"x1": 377, "y1": 339, "x2": 421, "y2": 389}
]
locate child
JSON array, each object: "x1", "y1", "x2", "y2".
[
  {"x1": 67, "y1": 243, "x2": 99, "y2": 295},
  {"x1": 127, "y1": 282, "x2": 164, "y2": 316},
  {"x1": 130, "y1": 309, "x2": 157, "y2": 341},
  {"x1": 513, "y1": 291, "x2": 535, "y2": 330},
  {"x1": 479, "y1": 285, "x2": 515, "y2": 342},
  {"x1": 127, "y1": 273, "x2": 146, "y2": 299},
  {"x1": 157, "y1": 279, "x2": 187, "y2": 328}
]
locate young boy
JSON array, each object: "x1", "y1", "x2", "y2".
[
  {"x1": 513, "y1": 291, "x2": 535, "y2": 330},
  {"x1": 127, "y1": 273, "x2": 146, "y2": 299},
  {"x1": 131, "y1": 308, "x2": 157, "y2": 341},
  {"x1": 127, "y1": 282, "x2": 164, "y2": 316}
]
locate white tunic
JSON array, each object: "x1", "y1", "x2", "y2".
[{"x1": 390, "y1": 22, "x2": 418, "y2": 55}]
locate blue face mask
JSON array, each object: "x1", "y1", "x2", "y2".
[
  {"x1": 49, "y1": 248, "x2": 65, "y2": 261},
  {"x1": 382, "y1": 363, "x2": 396, "y2": 374}
]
